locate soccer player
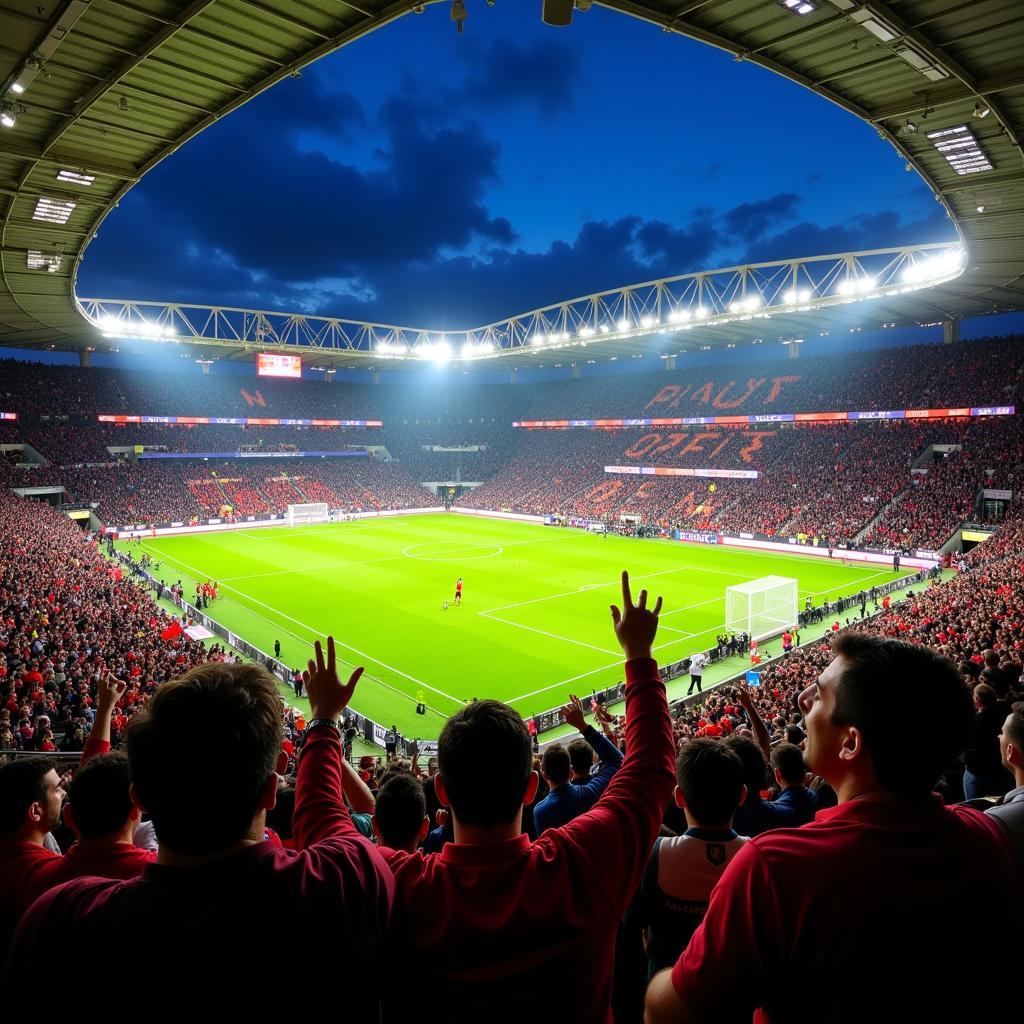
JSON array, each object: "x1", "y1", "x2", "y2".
[{"x1": 455, "y1": 578, "x2": 463, "y2": 606}]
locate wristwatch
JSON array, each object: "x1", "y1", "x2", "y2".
[{"x1": 306, "y1": 717, "x2": 341, "y2": 735}]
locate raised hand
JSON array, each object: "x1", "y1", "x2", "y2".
[
  {"x1": 560, "y1": 694, "x2": 588, "y2": 733},
  {"x1": 735, "y1": 679, "x2": 755, "y2": 710},
  {"x1": 97, "y1": 672, "x2": 127, "y2": 714},
  {"x1": 303, "y1": 636, "x2": 364, "y2": 722},
  {"x1": 609, "y1": 571, "x2": 662, "y2": 661}
]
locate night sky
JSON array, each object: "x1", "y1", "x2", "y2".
[{"x1": 75, "y1": 4, "x2": 961, "y2": 334}]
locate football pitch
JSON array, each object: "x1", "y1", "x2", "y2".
[{"x1": 127, "y1": 514, "x2": 910, "y2": 736}]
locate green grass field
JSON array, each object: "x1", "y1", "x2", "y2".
[{"x1": 123, "y1": 514, "x2": 910, "y2": 735}]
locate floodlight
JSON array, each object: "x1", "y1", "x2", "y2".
[
  {"x1": 973, "y1": 102, "x2": 990, "y2": 119},
  {"x1": 616, "y1": 319, "x2": 630, "y2": 331},
  {"x1": 640, "y1": 315, "x2": 656, "y2": 328}
]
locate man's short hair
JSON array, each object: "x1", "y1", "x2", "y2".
[
  {"x1": 831, "y1": 633, "x2": 972, "y2": 798},
  {"x1": 0, "y1": 757, "x2": 56, "y2": 837},
  {"x1": 542, "y1": 743, "x2": 571, "y2": 786},
  {"x1": 67, "y1": 751, "x2": 133, "y2": 840},
  {"x1": 1005, "y1": 702, "x2": 1024, "y2": 752},
  {"x1": 567, "y1": 738, "x2": 594, "y2": 776},
  {"x1": 676, "y1": 739, "x2": 744, "y2": 826},
  {"x1": 974, "y1": 683, "x2": 997, "y2": 708},
  {"x1": 723, "y1": 734, "x2": 768, "y2": 796},
  {"x1": 771, "y1": 743, "x2": 806, "y2": 786},
  {"x1": 438, "y1": 700, "x2": 532, "y2": 827},
  {"x1": 126, "y1": 662, "x2": 282, "y2": 854},
  {"x1": 375, "y1": 774, "x2": 426, "y2": 849}
]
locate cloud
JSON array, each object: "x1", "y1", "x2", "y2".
[
  {"x1": 456, "y1": 36, "x2": 581, "y2": 116},
  {"x1": 723, "y1": 193, "x2": 801, "y2": 243},
  {"x1": 740, "y1": 205, "x2": 955, "y2": 263}
]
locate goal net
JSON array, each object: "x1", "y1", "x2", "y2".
[
  {"x1": 287, "y1": 502, "x2": 329, "y2": 527},
  {"x1": 725, "y1": 576, "x2": 798, "y2": 643}
]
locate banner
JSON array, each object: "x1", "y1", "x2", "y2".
[
  {"x1": 515, "y1": 405, "x2": 1015, "y2": 429},
  {"x1": 0, "y1": 412, "x2": 15, "y2": 421},
  {"x1": 983, "y1": 488, "x2": 1012, "y2": 500},
  {"x1": 99, "y1": 414, "x2": 382, "y2": 427},
  {"x1": 137, "y1": 450, "x2": 370, "y2": 460},
  {"x1": 674, "y1": 530, "x2": 721, "y2": 544},
  {"x1": 606, "y1": 465, "x2": 759, "y2": 479}
]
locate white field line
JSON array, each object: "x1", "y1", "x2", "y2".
[
  {"x1": 212, "y1": 531, "x2": 579, "y2": 582},
  {"x1": 504, "y1": 570, "x2": 893, "y2": 709},
  {"x1": 141, "y1": 543, "x2": 466, "y2": 710},
  {"x1": 478, "y1": 610, "x2": 622, "y2": 657}
]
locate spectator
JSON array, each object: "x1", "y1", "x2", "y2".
[
  {"x1": 379, "y1": 572, "x2": 674, "y2": 1021},
  {"x1": 963, "y1": 683, "x2": 1013, "y2": 800},
  {"x1": 0, "y1": 758, "x2": 63, "y2": 959},
  {"x1": 17, "y1": 674, "x2": 155, "y2": 916},
  {"x1": 987, "y1": 701, "x2": 1024, "y2": 873},
  {"x1": 373, "y1": 773, "x2": 429, "y2": 853},
  {"x1": 766, "y1": 743, "x2": 819, "y2": 827},
  {"x1": 625, "y1": 739, "x2": 748, "y2": 978},
  {"x1": 645, "y1": 633, "x2": 1020, "y2": 1023},
  {"x1": 5, "y1": 642, "x2": 394, "y2": 1014},
  {"x1": 534, "y1": 693, "x2": 625, "y2": 833}
]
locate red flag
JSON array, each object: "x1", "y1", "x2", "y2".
[{"x1": 160, "y1": 621, "x2": 183, "y2": 641}]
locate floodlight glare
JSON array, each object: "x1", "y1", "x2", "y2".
[
  {"x1": 616, "y1": 319, "x2": 630, "y2": 331},
  {"x1": 640, "y1": 315, "x2": 656, "y2": 328}
]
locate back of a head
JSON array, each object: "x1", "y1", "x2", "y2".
[
  {"x1": 723, "y1": 734, "x2": 768, "y2": 796},
  {"x1": 0, "y1": 757, "x2": 55, "y2": 838},
  {"x1": 676, "y1": 739, "x2": 744, "y2": 827},
  {"x1": 567, "y1": 738, "x2": 594, "y2": 776},
  {"x1": 542, "y1": 743, "x2": 572, "y2": 786},
  {"x1": 771, "y1": 743, "x2": 807, "y2": 786},
  {"x1": 67, "y1": 752, "x2": 133, "y2": 840},
  {"x1": 832, "y1": 633, "x2": 972, "y2": 798},
  {"x1": 974, "y1": 682, "x2": 997, "y2": 709},
  {"x1": 126, "y1": 662, "x2": 282, "y2": 854},
  {"x1": 438, "y1": 699, "x2": 531, "y2": 827},
  {"x1": 1005, "y1": 702, "x2": 1024, "y2": 752},
  {"x1": 375, "y1": 773, "x2": 426, "y2": 849}
]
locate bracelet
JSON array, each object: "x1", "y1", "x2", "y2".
[{"x1": 306, "y1": 718, "x2": 341, "y2": 735}]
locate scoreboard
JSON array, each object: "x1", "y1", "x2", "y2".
[{"x1": 256, "y1": 353, "x2": 302, "y2": 379}]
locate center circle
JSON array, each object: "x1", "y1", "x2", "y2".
[{"x1": 402, "y1": 542, "x2": 504, "y2": 561}]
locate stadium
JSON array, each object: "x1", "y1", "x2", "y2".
[{"x1": 1, "y1": 0, "x2": 1022, "y2": 1015}]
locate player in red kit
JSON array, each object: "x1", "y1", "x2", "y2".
[{"x1": 455, "y1": 578, "x2": 463, "y2": 606}]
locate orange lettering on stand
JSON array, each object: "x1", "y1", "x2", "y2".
[
  {"x1": 586, "y1": 480, "x2": 623, "y2": 505},
  {"x1": 764, "y1": 376, "x2": 800, "y2": 404},
  {"x1": 680, "y1": 432, "x2": 719, "y2": 456},
  {"x1": 644, "y1": 385, "x2": 680, "y2": 411},
  {"x1": 739, "y1": 430, "x2": 775, "y2": 463},
  {"x1": 712, "y1": 378, "x2": 767, "y2": 409},
  {"x1": 650, "y1": 432, "x2": 690, "y2": 457},
  {"x1": 625, "y1": 433, "x2": 664, "y2": 458},
  {"x1": 240, "y1": 388, "x2": 267, "y2": 408},
  {"x1": 690, "y1": 381, "x2": 715, "y2": 405}
]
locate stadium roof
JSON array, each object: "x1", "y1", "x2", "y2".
[{"x1": 1, "y1": 0, "x2": 1022, "y2": 367}]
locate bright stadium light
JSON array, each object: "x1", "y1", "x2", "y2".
[
  {"x1": 599, "y1": 324, "x2": 610, "y2": 334},
  {"x1": 579, "y1": 326, "x2": 595, "y2": 338},
  {"x1": 617, "y1": 319, "x2": 630, "y2": 331},
  {"x1": 640, "y1": 315, "x2": 656, "y2": 328},
  {"x1": 837, "y1": 276, "x2": 877, "y2": 296},
  {"x1": 783, "y1": 288, "x2": 812, "y2": 303}
]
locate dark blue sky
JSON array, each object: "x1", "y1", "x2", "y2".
[{"x1": 78, "y1": 3, "x2": 957, "y2": 331}]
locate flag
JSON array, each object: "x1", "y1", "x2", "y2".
[{"x1": 160, "y1": 620, "x2": 183, "y2": 641}]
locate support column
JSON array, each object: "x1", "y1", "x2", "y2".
[
  {"x1": 200, "y1": 361, "x2": 211, "y2": 375},
  {"x1": 510, "y1": 367, "x2": 518, "y2": 384},
  {"x1": 665, "y1": 355, "x2": 677, "y2": 371},
  {"x1": 943, "y1": 318, "x2": 960, "y2": 345},
  {"x1": 571, "y1": 363, "x2": 581, "y2": 380},
  {"x1": 787, "y1": 341, "x2": 800, "y2": 360},
  {"x1": 79, "y1": 348, "x2": 91, "y2": 368},
  {"x1": 371, "y1": 370, "x2": 380, "y2": 385}
]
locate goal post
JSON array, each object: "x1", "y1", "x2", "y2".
[
  {"x1": 725, "y1": 576, "x2": 798, "y2": 643},
  {"x1": 286, "y1": 502, "x2": 329, "y2": 527}
]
